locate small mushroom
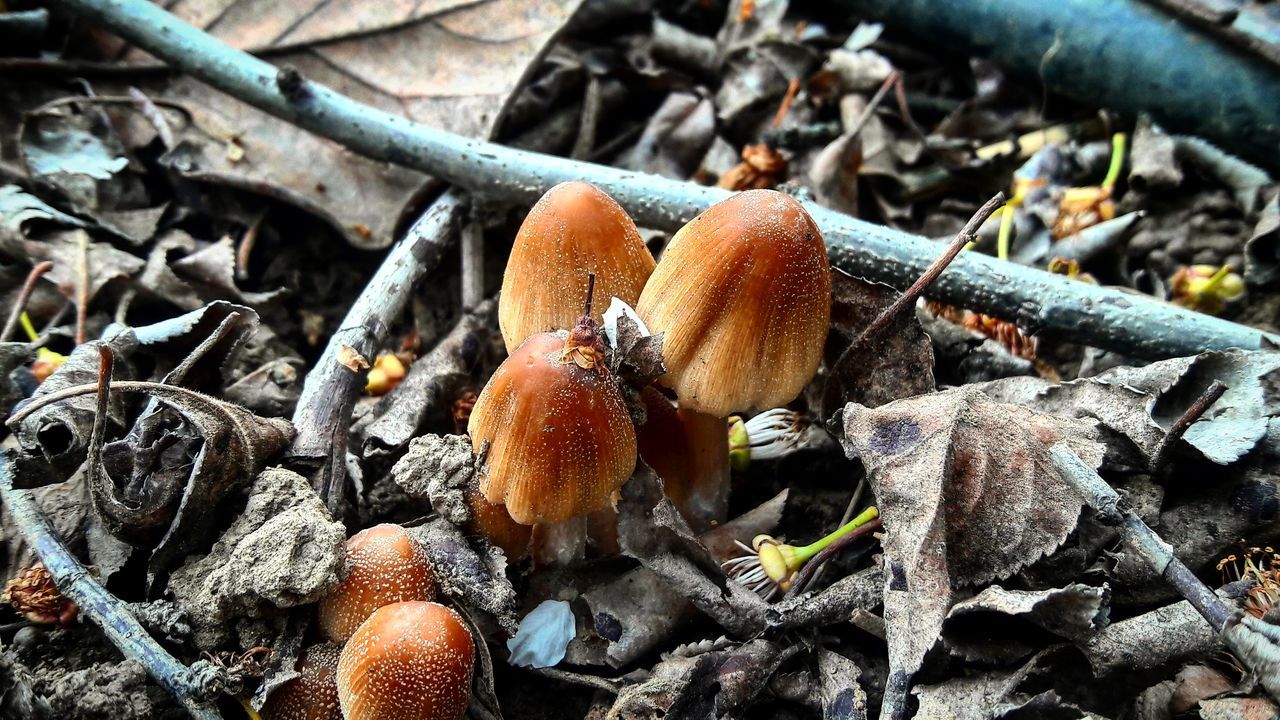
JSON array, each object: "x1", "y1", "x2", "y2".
[
  {"x1": 469, "y1": 295, "x2": 637, "y2": 526},
  {"x1": 635, "y1": 189, "x2": 831, "y2": 416},
  {"x1": 337, "y1": 600, "x2": 475, "y2": 720},
  {"x1": 317, "y1": 524, "x2": 437, "y2": 644},
  {"x1": 499, "y1": 181, "x2": 655, "y2": 353},
  {"x1": 463, "y1": 479, "x2": 533, "y2": 560},
  {"x1": 260, "y1": 643, "x2": 342, "y2": 720}
]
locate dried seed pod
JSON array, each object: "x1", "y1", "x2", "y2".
[
  {"x1": 260, "y1": 643, "x2": 342, "y2": 720},
  {"x1": 463, "y1": 480, "x2": 532, "y2": 560},
  {"x1": 499, "y1": 181, "x2": 655, "y2": 353},
  {"x1": 636, "y1": 386, "x2": 730, "y2": 529},
  {"x1": 318, "y1": 524, "x2": 437, "y2": 644},
  {"x1": 468, "y1": 320, "x2": 637, "y2": 525},
  {"x1": 337, "y1": 601, "x2": 474, "y2": 720},
  {"x1": 636, "y1": 190, "x2": 831, "y2": 416}
]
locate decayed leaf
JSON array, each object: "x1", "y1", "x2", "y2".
[
  {"x1": 837, "y1": 387, "x2": 1104, "y2": 701},
  {"x1": 0, "y1": 184, "x2": 88, "y2": 256},
  {"x1": 121, "y1": 0, "x2": 580, "y2": 250},
  {"x1": 407, "y1": 518, "x2": 520, "y2": 632},
  {"x1": 24, "y1": 229, "x2": 145, "y2": 305},
  {"x1": 821, "y1": 269, "x2": 935, "y2": 418},
  {"x1": 942, "y1": 583, "x2": 1110, "y2": 663}
]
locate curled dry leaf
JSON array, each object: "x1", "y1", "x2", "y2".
[
  {"x1": 836, "y1": 387, "x2": 1104, "y2": 706},
  {"x1": 942, "y1": 583, "x2": 1110, "y2": 663},
  {"x1": 820, "y1": 270, "x2": 935, "y2": 418},
  {"x1": 406, "y1": 518, "x2": 520, "y2": 633}
]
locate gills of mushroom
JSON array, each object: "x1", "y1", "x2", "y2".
[
  {"x1": 317, "y1": 524, "x2": 437, "y2": 644},
  {"x1": 635, "y1": 189, "x2": 832, "y2": 417},
  {"x1": 337, "y1": 601, "x2": 474, "y2": 720},
  {"x1": 499, "y1": 181, "x2": 655, "y2": 353}
]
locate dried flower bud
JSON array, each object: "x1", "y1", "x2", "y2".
[
  {"x1": 337, "y1": 601, "x2": 474, "y2": 720},
  {"x1": 499, "y1": 181, "x2": 655, "y2": 353},
  {"x1": 636, "y1": 190, "x2": 832, "y2": 416},
  {"x1": 468, "y1": 323, "x2": 637, "y2": 525},
  {"x1": 365, "y1": 354, "x2": 407, "y2": 395},
  {"x1": 1, "y1": 563, "x2": 77, "y2": 625},
  {"x1": 318, "y1": 524, "x2": 437, "y2": 644},
  {"x1": 261, "y1": 643, "x2": 342, "y2": 720}
]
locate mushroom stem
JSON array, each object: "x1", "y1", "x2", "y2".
[{"x1": 531, "y1": 516, "x2": 588, "y2": 567}]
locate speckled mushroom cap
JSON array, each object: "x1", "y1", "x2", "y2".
[
  {"x1": 635, "y1": 190, "x2": 831, "y2": 416},
  {"x1": 317, "y1": 524, "x2": 437, "y2": 644},
  {"x1": 337, "y1": 601, "x2": 474, "y2": 720},
  {"x1": 468, "y1": 331, "x2": 637, "y2": 525},
  {"x1": 499, "y1": 181, "x2": 655, "y2": 353},
  {"x1": 260, "y1": 643, "x2": 342, "y2": 720}
]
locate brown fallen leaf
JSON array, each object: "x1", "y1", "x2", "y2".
[
  {"x1": 113, "y1": 0, "x2": 580, "y2": 250},
  {"x1": 836, "y1": 387, "x2": 1104, "y2": 713}
]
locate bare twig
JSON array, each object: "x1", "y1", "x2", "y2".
[
  {"x1": 461, "y1": 221, "x2": 484, "y2": 310},
  {"x1": 832, "y1": 193, "x2": 1005, "y2": 380},
  {"x1": 844, "y1": 71, "x2": 899, "y2": 139},
  {"x1": 0, "y1": 451, "x2": 222, "y2": 719},
  {"x1": 74, "y1": 232, "x2": 89, "y2": 345},
  {"x1": 1152, "y1": 380, "x2": 1227, "y2": 471},
  {"x1": 1, "y1": 261, "x2": 53, "y2": 341},
  {"x1": 288, "y1": 190, "x2": 467, "y2": 511},
  {"x1": 41, "y1": 0, "x2": 1279, "y2": 359}
]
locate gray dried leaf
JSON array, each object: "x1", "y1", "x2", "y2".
[
  {"x1": 24, "y1": 229, "x2": 145, "y2": 305},
  {"x1": 809, "y1": 132, "x2": 862, "y2": 217},
  {"x1": 616, "y1": 465, "x2": 768, "y2": 637},
  {"x1": 223, "y1": 357, "x2": 303, "y2": 417},
  {"x1": 0, "y1": 343, "x2": 35, "y2": 418},
  {"x1": 817, "y1": 649, "x2": 868, "y2": 720},
  {"x1": 912, "y1": 648, "x2": 1076, "y2": 720},
  {"x1": 1099, "y1": 349, "x2": 1280, "y2": 464},
  {"x1": 607, "y1": 309, "x2": 666, "y2": 388},
  {"x1": 361, "y1": 302, "x2": 494, "y2": 457},
  {"x1": 606, "y1": 639, "x2": 785, "y2": 720},
  {"x1": 625, "y1": 92, "x2": 716, "y2": 180},
  {"x1": 0, "y1": 184, "x2": 87, "y2": 256},
  {"x1": 22, "y1": 108, "x2": 133, "y2": 211},
  {"x1": 407, "y1": 518, "x2": 519, "y2": 632},
  {"x1": 943, "y1": 584, "x2": 1110, "y2": 663},
  {"x1": 838, "y1": 387, "x2": 1104, "y2": 702},
  {"x1": 1244, "y1": 194, "x2": 1280, "y2": 286},
  {"x1": 821, "y1": 270, "x2": 935, "y2": 417},
  {"x1": 170, "y1": 235, "x2": 286, "y2": 306},
  {"x1": 168, "y1": 467, "x2": 344, "y2": 649}
]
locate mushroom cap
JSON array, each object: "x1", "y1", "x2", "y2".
[
  {"x1": 499, "y1": 181, "x2": 655, "y2": 353},
  {"x1": 317, "y1": 524, "x2": 437, "y2": 644},
  {"x1": 260, "y1": 643, "x2": 342, "y2": 720},
  {"x1": 636, "y1": 386, "x2": 730, "y2": 530},
  {"x1": 468, "y1": 332, "x2": 637, "y2": 525},
  {"x1": 463, "y1": 480, "x2": 533, "y2": 560},
  {"x1": 635, "y1": 190, "x2": 831, "y2": 416},
  {"x1": 337, "y1": 601, "x2": 474, "y2": 720}
]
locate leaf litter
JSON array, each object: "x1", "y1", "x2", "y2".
[{"x1": 2, "y1": 0, "x2": 1280, "y2": 719}]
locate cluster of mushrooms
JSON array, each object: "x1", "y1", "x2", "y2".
[{"x1": 264, "y1": 183, "x2": 832, "y2": 720}]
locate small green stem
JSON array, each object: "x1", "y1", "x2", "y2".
[
  {"x1": 1199, "y1": 265, "x2": 1233, "y2": 294},
  {"x1": 996, "y1": 205, "x2": 1015, "y2": 261},
  {"x1": 793, "y1": 506, "x2": 880, "y2": 563},
  {"x1": 1101, "y1": 132, "x2": 1127, "y2": 190}
]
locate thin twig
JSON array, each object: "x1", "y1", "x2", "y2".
[
  {"x1": 41, "y1": 0, "x2": 1278, "y2": 359},
  {"x1": 235, "y1": 211, "x2": 266, "y2": 282},
  {"x1": 288, "y1": 190, "x2": 467, "y2": 511},
  {"x1": 0, "y1": 451, "x2": 222, "y2": 719},
  {"x1": 845, "y1": 71, "x2": 899, "y2": 139},
  {"x1": 836, "y1": 193, "x2": 1005, "y2": 376},
  {"x1": 74, "y1": 231, "x2": 89, "y2": 345},
  {"x1": 1, "y1": 261, "x2": 53, "y2": 342},
  {"x1": 461, "y1": 221, "x2": 484, "y2": 310},
  {"x1": 1152, "y1": 380, "x2": 1227, "y2": 471}
]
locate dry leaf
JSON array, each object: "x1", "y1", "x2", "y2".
[
  {"x1": 837, "y1": 387, "x2": 1104, "y2": 704},
  {"x1": 820, "y1": 269, "x2": 934, "y2": 418}
]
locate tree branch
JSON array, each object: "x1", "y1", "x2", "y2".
[
  {"x1": 45, "y1": 0, "x2": 1280, "y2": 360},
  {"x1": 0, "y1": 451, "x2": 223, "y2": 720},
  {"x1": 287, "y1": 190, "x2": 467, "y2": 510}
]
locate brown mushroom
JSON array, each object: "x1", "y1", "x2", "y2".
[
  {"x1": 462, "y1": 478, "x2": 532, "y2": 560},
  {"x1": 499, "y1": 181, "x2": 655, "y2": 353},
  {"x1": 635, "y1": 190, "x2": 831, "y2": 416},
  {"x1": 468, "y1": 309, "x2": 637, "y2": 526},
  {"x1": 337, "y1": 600, "x2": 474, "y2": 720},
  {"x1": 317, "y1": 524, "x2": 437, "y2": 644},
  {"x1": 260, "y1": 643, "x2": 342, "y2": 720}
]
